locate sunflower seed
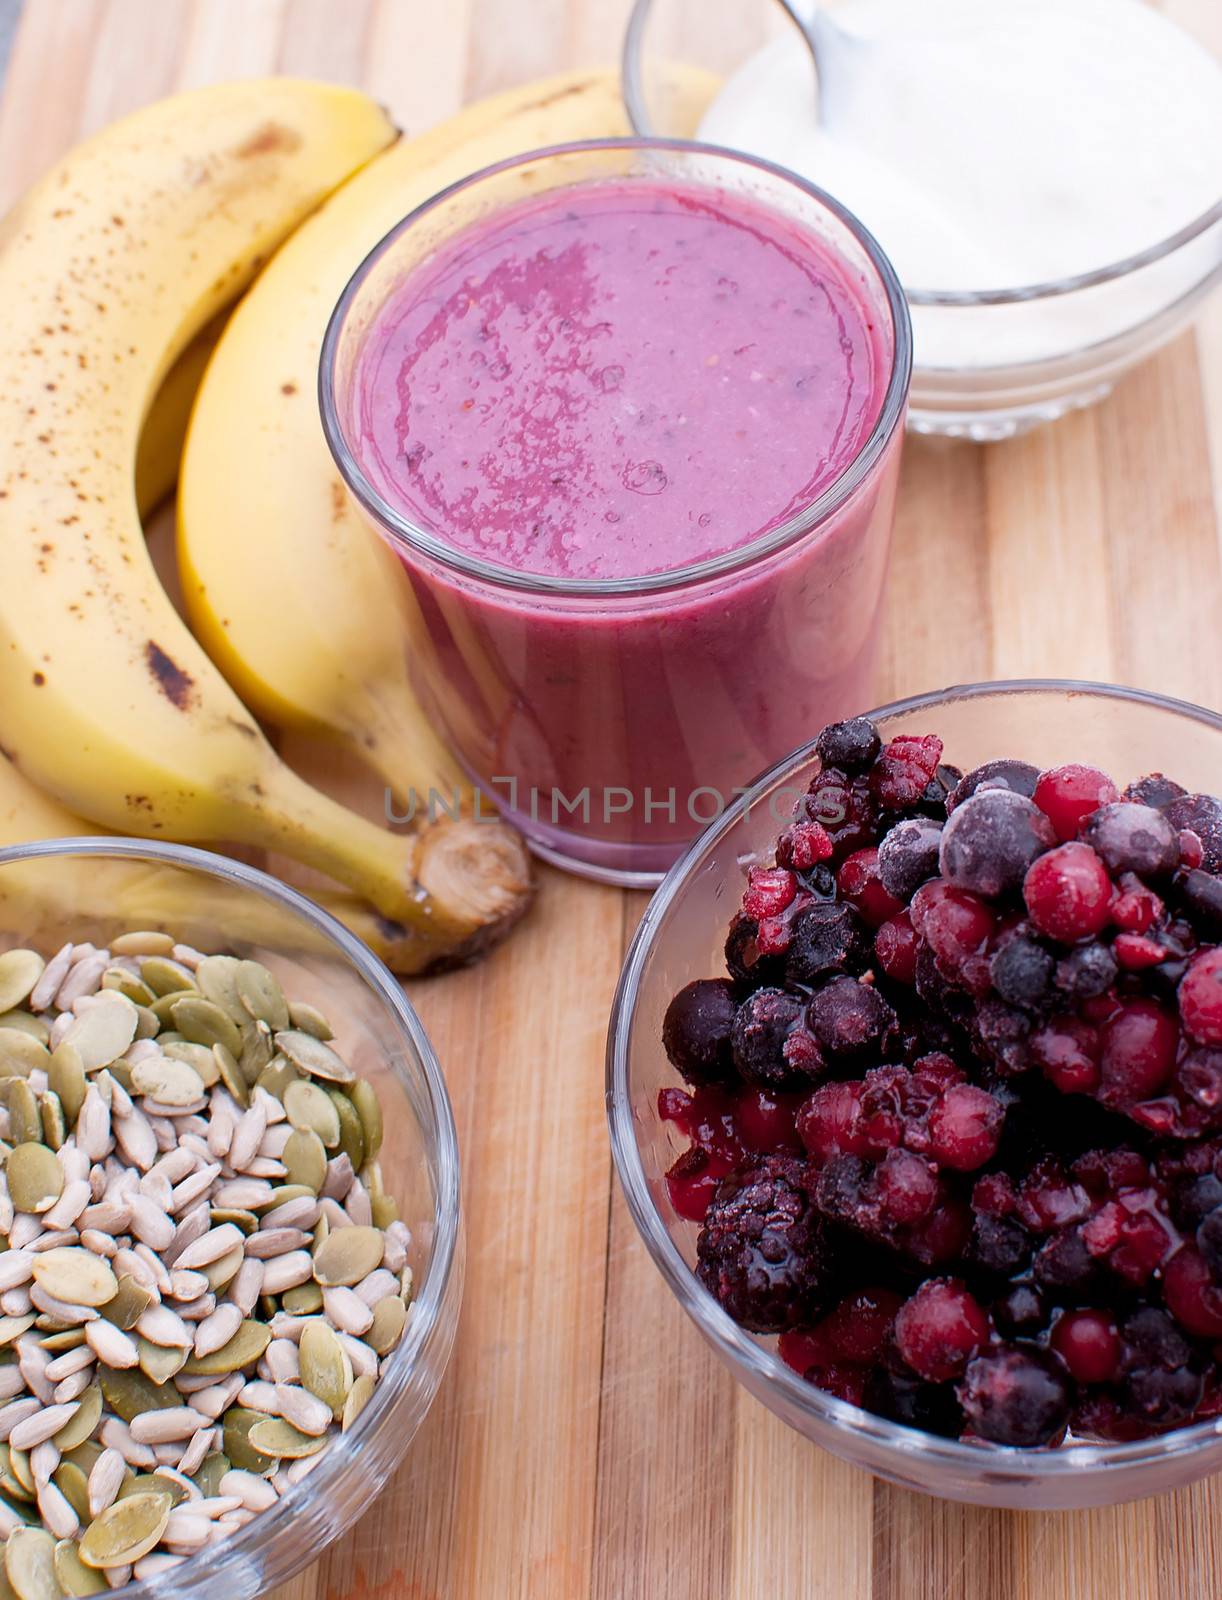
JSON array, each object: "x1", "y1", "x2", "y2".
[
  {"x1": 9, "y1": 1405, "x2": 79, "y2": 1452},
  {"x1": 84, "y1": 1322, "x2": 138, "y2": 1371},
  {"x1": 128, "y1": 1409, "x2": 209, "y2": 1446},
  {"x1": 35, "y1": 1478, "x2": 78, "y2": 1540},
  {"x1": 111, "y1": 935, "x2": 173, "y2": 959},
  {"x1": 172, "y1": 1224, "x2": 243, "y2": 1273},
  {"x1": 54, "y1": 958, "x2": 108, "y2": 1014}
]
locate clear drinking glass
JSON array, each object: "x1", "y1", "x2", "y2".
[
  {"x1": 0, "y1": 838, "x2": 462, "y2": 1597},
  {"x1": 608, "y1": 680, "x2": 1222, "y2": 1509},
  {"x1": 321, "y1": 139, "x2": 911, "y2": 887}
]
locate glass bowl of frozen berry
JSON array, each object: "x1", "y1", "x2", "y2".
[{"x1": 607, "y1": 679, "x2": 1222, "y2": 1507}]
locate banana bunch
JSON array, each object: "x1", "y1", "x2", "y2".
[{"x1": 0, "y1": 78, "x2": 531, "y2": 974}]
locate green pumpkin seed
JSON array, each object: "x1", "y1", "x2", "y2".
[
  {"x1": 235, "y1": 961, "x2": 290, "y2": 1032},
  {"x1": 117, "y1": 1473, "x2": 187, "y2": 1508},
  {"x1": 60, "y1": 1441, "x2": 102, "y2": 1477},
  {"x1": 371, "y1": 1192, "x2": 400, "y2": 1228},
  {"x1": 6, "y1": 1145, "x2": 61, "y2": 1213},
  {"x1": 111, "y1": 933, "x2": 173, "y2": 958},
  {"x1": 132, "y1": 1006, "x2": 159, "y2": 1042},
  {"x1": 52, "y1": 1540, "x2": 105, "y2": 1596},
  {"x1": 78, "y1": 1491, "x2": 170, "y2": 1569},
  {"x1": 274, "y1": 1030, "x2": 353, "y2": 1085},
  {"x1": 7, "y1": 1450, "x2": 34, "y2": 1499},
  {"x1": 38, "y1": 1093, "x2": 64, "y2": 1152},
  {"x1": 170, "y1": 997, "x2": 242, "y2": 1057},
  {"x1": 202, "y1": 1245, "x2": 244, "y2": 1293},
  {"x1": 0, "y1": 1015, "x2": 49, "y2": 1047},
  {"x1": 139, "y1": 957, "x2": 198, "y2": 999},
  {"x1": 237, "y1": 1023, "x2": 274, "y2": 1088},
  {"x1": 53, "y1": 1385, "x2": 101, "y2": 1452},
  {"x1": 0, "y1": 1031, "x2": 48, "y2": 1079},
  {"x1": 4, "y1": 1525, "x2": 58, "y2": 1600},
  {"x1": 52, "y1": 1461, "x2": 89, "y2": 1523},
  {"x1": 37, "y1": 1329, "x2": 85, "y2": 1354},
  {"x1": 342, "y1": 1374, "x2": 375, "y2": 1432},
  {"x1": 287, "y1": 1001, "x2": 333, "y2": 1040},
  {"x1": 248, "y1": 1417, "x2": 327, "y2": 1461},
  {"x1": 255, "y1": 1057, "x2": 299, "y2": 1100},
  {"x1": 283, "y1": 1128, "x2": 327, "y2": 1193},
  {"x1": 32, "y1": 1250, "x2": 117, "y2": 1308},
  {"x1": 195, "y1": 955, "x2": 243, "y2": 1019},
  {"x1": 349, "y1": 1079, "x2": 383, "y2": 1163},
  {"x1": 4, "y1": 1084, "x2": 42, "y2": 1150},
  {"x1": 281, "y1": 1282, "x2": 323, "y2": 1316},
  {"x1": 221, "y1": 1408, "x2": 274, "y2": 1475},
  {"x1": 312, "y1": 1226, "x2": 385, "y2": 1288},
  {"x1": 47, "y1": 1045, "x2": 85, "y2": 1128},
  {"x1": 0, "y1": 953, "x2": 44, "y2": 1017},
  {"x1": 212, "y1": 1043, "x2": 248, "y2": 1108},
  {"x1": 99, "y1": 1276, "x2": 153, "y2": 1332},
  {"x1": 161, "y1": 1041, "x2": 218, "y2": 1086},
  {"x1": 208, "y1": 1207, "x2": 257, "y2": 1236},
  {"x1": 182, "y1": 1318, "x2": 271, "y2": 1377},
  {"x1": 62, "y1": 994, "x2": 138, "y2": 1073},
  {"x1": 130, "y1": 1054, "x2": 205, "y2": 1107},
  {"x1": 367, "y1": 1295, "x2": 408, "y2": 1357},
  {"x1": 255, "y1": 1183, "x2": 314, "y2": 1213},
  {"x1": 98, "y1": 1368, "x2": 176, "y2": 1424},
  {"x1": 327, "y1": 1088, "x2": 366, "y2": 1171},
  {"x1": 138, "y1": 1337, "x2": 187, "y2": 1385},
  {"x1": 191, "y1": 1452, "x2": 229, "y2": 1498},
  {"x1": 0, "y1": 1318, "x2": 35, "y2": 1349},
  {"x1": 101, "y1": 968, "x2": 156, "y2": 1008},
  {"x1": 147, "y1": 994, "x2": 183, "y2": 1029},
  {"x1": 298, "y1": 1320, "x2": 351, "y2": 1416},
  {"x1": 0, "y1": 1452, "x2": 30, "y2": 1504},
  {"x1": 283, "y1": 1080, "x2": 340, "y2": 1148}
]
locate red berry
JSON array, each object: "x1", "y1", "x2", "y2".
[
  {"x1": 869, "y1": 734, "x2": 944, "y2": 810},
  {"x1": 1022, "y1": 842, "x2": 1113, "y2": 942},
  {"x1": 742, "y1": 866, "x2": 797, "y2": 921},
  {"x1": 1030, "y1": 1016, "x2": 1102, "y2": 1094},
  {"x1": 733, "y1": 1087, "x2": 804, "y2": 1155},
  {"x1": 1180, "y1": 947, "x2": 1222, "y2": 1046},
  {"x1": 797, "y1": 1081, "x2": 868, "y2": 1163},
  {"x1": 665, "y1": 1147, "x2": 737, "y2": 1222},
  {"x1": 1033, "y1": 764, "x2": 1120, "y2": 842},
  {"x1": 1098, "y1": 998, "x2": 1179, "y2": 1102},
  {"x1": 778, "y1": 1326, "x2": 833, "y2": 1378},
  {"x1": 1110, "y1": 876, "x2": 1163, "y2": 934},
  {"x1": 1112, "y1": 932, "x2": 1166, "y2": 970},
  {"x1": 1180, "y1": 829, "x2": 1205, "y2": 870},
  {"x1": 819, "y1": 1287, "x2": 903, "y2": 1364},
  {"x1": 911, "y1": 880, "x2": 996, "y2": 968},
  {"x1": 895, "y1": 1278, "x2": 989, "y2": 1382},
  {"x1": 837, "y1": 848, "x2": 903, "y2": 928},
  {"x1": 876, "y1": 1148, "x2": 939, "y2": 1224},
  {"x1": 875, "y1": 911, "x2": 918, "y2": 984},
  {"x1": 1050, "y1": 1309, "x2": 1122, "y2": 1384},
  {"x1": 776, "y1": 819, "x2": 833, "y2": 871},
  {"x1": 1164, "y1": 1246, "x2": 1222, "y2": 1339},
  {"x1": 754, "y1": 916, "x2": 792, "y2": 957},
  {"x1": 927, "y1": 1083, "x2": 1005, "y2": 1171}
]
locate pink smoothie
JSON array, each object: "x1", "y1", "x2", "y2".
[{"x1": 343, "y1": 172, "x2": 906, "y2": 879}]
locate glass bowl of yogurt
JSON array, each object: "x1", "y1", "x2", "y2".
[{"x1": 624, "y1": 0, "x2": 1222, "y2": 439}]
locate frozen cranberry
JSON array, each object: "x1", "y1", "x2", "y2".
[
  {"x1": 1033, "y1": 764, "x2": 1120, "y2": 842},
  {"x1": 1163, "y1": 1246, "x2": 1222, "y2": 1338},
  {"x1": 895, "y1": 1280, "x2": 990, "y2": 1382},
  {"x1": 778, "y1": 1325, "x2": 830, "y2": 1379},
  {"x1": 958, "y1": 1346, "x2": 1071, "y2": 1447},
  {"x1": 949, "y1": 759, "x2": 1039, "y2": 811},
  {"x1": 1110, "y1": 875, "x2": 1164, "y2": 933},
  {"x1": 1030, "y1": 1015, "x2": 1102, "y2": 1094},
  {"x1": 1082, "y1": 802, "x2": 1179, "y2": 880},
  {"x1": 775, "y1": 819, "x2": 834, "y2": 872},
  {"x1": 870, "y1": 735, "x2": 945, "y2": 812},
  {"x1": 797, "y1": 1081, "x2": 868, "y2": 1163},
  {"x1": 875, "y1": 1149, "x2": 939, "y2": 1225},
  {"x1": 1022, "y1": 842, "x2": 1113, "y2": 943},
  {"x1": 731, "y1": 988, "x2": 816, "y2": 1091},
  {"x1": 785, "y1": 902, "x2": 870, "y2": 987},
  {"x1": 815, "y1": 717, "x2": 881, "y2": 774},
  {"x1": 819, "y1": 1287, "x2": 903, "y2": 1363},
  {"x1": 837, "y1": 847, "x2": 904, "y2": 927},
  {"x1": 939, "y1": 789, "x2": 1057, "y2": 898},
  {"x1": 928, "y1": 1083, "x2": 1005, "y2": 1171},
  {"x1": 734, "y1": 1087, "x2": 806, "y2": 1155},
  {"x1": 875, "y1": 911, "x2": 919, "y2": 984},
  {"x1": 876, "y1": 820, "x2": 943, "y2": 903},
  {"x1": 1179, "y1": 947, "x2": 1222, "y2": 1046},
  {"x1": 1098, "y1": 998, "x2": 1178, "y2": 1103},
  {"x1": 742, "y1": 866, "x2": 798, "y2": 921},
  {"x1": 1164, "y1": 794, "x2": 1222, "y2": 873},
  {"x1": 1050, "y1": 1309, "x2": 1122, "y2": 1384},
  {"x1": 991, "y1": 936, "x2": 1056, "y2": 1009},
  {"x1": 911, "y1": 881, "x2": 996, "y2": 970},
  {"x1": 662, "y1": 979, "x2": 738, "y2": 1086},
  {"x1": 808, "y1": 977, "x2": 897, "y2": 1065}
]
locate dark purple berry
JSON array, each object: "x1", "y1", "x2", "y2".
[
  {"x1": 969, "y1": 1211, "x2": 1033, "y2": 1278},
  {"x1": 1164, "y1": 794, "x2": 1222, "y2": 872},
  {"x1": 1198, "y1": 1209, "x2": 1222, "y2": 1281},
  {"x1": 958, "y1": 1345, "x2": 1071, "y2": 1447},
  {"x1": 916, "y1": 763, "x2": 963, "y2": 820},
  {"x1": 1055, "y1": 942, "x2": 1118, "y2": 1001},
  {"x1": 1174, "y1": 1173, "x2": 1222, "y2": 1231},
  {"x1": 1081, "y1": 802, "x2": 1179, "y2": 879},
  {"x1": 1174, "y1": 868, "x2": 1222, "y2": 940},
  {"x1": 815, "y1": 717, "x2": 881, "y2": 774},
  {"x1": 1033, "y1": 1228, "x2": 1104, "y2": 1300},
  {"x1": 1120, "y1": 1308, "x2": 1202, "y2": 1427},
  {"x1": 785, "y1": 902, "x2": 870, "y2": 987},
  {"x1": 1125, "y1": 773, "x2": 1187, "y2": 809},
  {"x1": 939, "y1": 789, "x2": 1056, "y2": 898},
  {"x1": 877, "y1": 818, "x2": 943, "y2": 901},
  {"x1": 863, "y1": 1366, "x2": 964, "y2": 1438},
  {"x1": 662, "y1": 979, "x2": 737, "y2": 1086},
  {"x1": 731, "y1": 988, "x2": 818, "y2": 1091},
  {"x1": 990, "y1": 938, "x2": 1056, "y2": 1010},
  {"x1": 993, "y1": 1285, "x2": 1047, "y2": 1337},
  {"x1": 696, "y1": 1156, "x2": 828, "y2": 1332},
  {"x1": 949, "y1": 759, "x2": 1040, "y2": 811},
  {"x1": 724, "y1": 913, "x2": 784, "y2": 987},
  {"x1": 808, "y1": 976, "x2": 897, "y2": 1065}
]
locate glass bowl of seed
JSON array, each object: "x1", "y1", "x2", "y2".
[{"x1": 0, "y1": 838, "x2": 462, "y2": 1599}]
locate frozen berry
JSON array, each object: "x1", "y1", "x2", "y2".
[
  {"x1": 815, "y1": 717, "x2": 881, "y2": 773},
  {"x1": 1055, "y1": 941, "x2": 1118, "y2": 1000},
  {"x1": 1198, "y1": 1207, "x2": 1222, "y2": 1280},
  {"x1": 724, "y1": 914, "x2": 784, "y2": 987},
  {"x1": 776, "y1": 819, "x2": 834, "y2": 872},
  {"x1": 1164, "y1": 1246, "x2": 1222, "y2": 1338},
  {"x1": 742, "y1": 866, "x2": 798, "y2": 921},
  {"x1": 895, "y1": 1279, "x2": 989, "y2": 1382},
  {"x1": 808, "y1": 977, "x2": 897, "y2": 1065},
  {"x1": 1050, "y1": 1309, "x2": 1122, "y2": 1384},
  {"x1": 970, "y1": 1212, "x2": 1034, "y2": 1279},
  {"x1": 957, "y1": 1345, "x2": 1071, "y2": 1447},
  {"x1": 731, "y1": 988, "x2": 820, "y2": 1091},
  {"x1": 797, "y1": 1081, "x2": 870, "y2": 1163},
  {"x1": 785, "y1": 902, "x2": 870, "y2": 987},
  {"x1": 939, "y1": 789, "x2": 1056, "y2": 898},
  {"x1": 993, "y1": 1285, "x2": 1046, "y2": 1337},
  {"x1": 991, "y1": 937, "x2": 1056, "y2": 1009},
  {"x1": 916, "y1": 763, "x2": 962, "y2": 821},
  {"x1": 696, "y1": 1156, "x2": 829, "y2": 1332},
  {"x1": 663, "y1": 980, "x2": 738, "y2": 1086},
  {"x1": 870, "y1": 735, "x2": 945, "y2": 811},
  {"x1": 864, "y1": 1365, "x2": 964, "y2": 1437},
  {"x1": 1174, "y1": 868, "x2": 1222, "y2": 939},
  {"x1": 949, "y1": 759, "x2": 1039, "y2": 811},
  {"x1": 1164, "y1": 794, "x2": 1222, "y2": 873},
  {"x1": 877, "y1": 818, "x2": 943, "y2": 901},
  {"x1": 1120, "y1": 1307, "x2": 1202, "y2": 1426},
  {"x1": 1033, "y1": 764, "x2": 1120, "y2": 842},
  {"x1": 1125, "y1": 773, "x2": 1187, "y2": 810},
  {"x1": 1111, "y1": 874, "x2": 1164, "y2": 934},
  {"x1": 911, "y1": 881, "x2": 996, "y2": 971},
  {"x1": 1023, "y1": 843, "x2": 1113, "y2": 943},
  {"x1": 837, "y1": 847, "x2": 903, "y2": 927},
  {"x1": 875, "y1": 912, "x2": 919, "y2": 984},
  {"x1": 800, "y1": 770, "x2": 875, "y2": 858},
  {"x1": 819, "y1": 1287, "x2": 903, "y2": 1363},
  {"x1": 1082, "y1": 802, "x2": 1179, "y2": 879},
  {"x1": 1179, "y1": 947, "x2": 1222, "y2": 1045},
  {"x1": 1098, "y1": 998, "x2": 1178, "y2": 1103},
  {"x1": 927, "y1": 1083, "x2": 1005, "y2": 1171}
]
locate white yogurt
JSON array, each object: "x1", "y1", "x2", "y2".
[{"x1": 699, "y1": 0, "x2": 1222, "y2": 368}]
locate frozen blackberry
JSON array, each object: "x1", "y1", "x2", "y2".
[
  {"x1": 939, "y1": 788, "x2": 1056, "y2": 899},
  {"x1": 808, "y1": 977, "x2": 897, "y2": 1065},
  {"x1": 990, "y1": 937, "x2": 1056, "y2": 1010},
  {"x1": 696, "y1": 1156, "x2": 828, "y2": 1332},
  {"x1": 1164, "y1": 794, "x2": 1222, "y2": 873},
  {"x1": 1125, "y1": 773, "x2": 1187, "y2": 810},
  {"x1": 957, "y1": 1345, "x2": 1071, "y2": 1447},
  {"x1": 949, "y1": 759, "x2": 1039, "y2": 811},
  {"x1": 1082, "y1": 802, "x2": 1179, "y2": 879},
  {"x1": 662, "y1": 980, "x2": 738, "y2": 1087},
  {"x1": 785, "y1": 902, "x2": 870, "y2": 987},
  {"x1": 731, "y1": 987, "x2": 821, "y2": 1091},
  {"x1": 1120, "y1": 1308, "x2": 1203, "y2": 1427},
  {"x1": 878, "y1": 817, "x2": 943, "y2": 901},
  {"x1": 1055, "y1": 942, "x2": 1118, "y2": 1001},
  {"x1": 815, "y1": 717, "x2": 881, "y2": 774},
  {"x1": 1174, "y1": 868, "x2": 1222, "y2": 939}
]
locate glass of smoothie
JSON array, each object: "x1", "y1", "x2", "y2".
[{"x1": 321, "y1": 140, "x2": 911, "y2": 884}]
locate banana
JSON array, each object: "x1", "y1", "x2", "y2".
[
  {"x1": 0, "y1": 79, "x2": 532, "y2": 957},
  {"x1": 179, "y1": 66, "x2": 718, "y2": 800},
  {"x1": 135, "y1": 314, "x2": 227, "y2": 518}
]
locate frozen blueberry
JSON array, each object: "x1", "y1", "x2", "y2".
[
  {"x1": 724, "y1": 913, "x2": 785, "y2": 988},
  {"x1": 808, "y1": 976, "x2": 897, "y2": 1064},
  {"x1": 990, "y1": 937, "x2": 1056, "y2": 1010},
  {"x1": 731, "y1": 988, "x2": 817, "y2": 1091},
  {"x1": 939, "y1": 788, "x2": 1056, "y2": 898},
  {"x1": 878, "y1": 818, "x2": 943, "y2": 901},
  {"x1": 662, "y1": 979, "x2": 738, "y2": 1086},
  {"x1": 1125, "y1": 773, "x2": 1187, "y2": 810},
  {"x1": 815, "y1": 718, "x2": 881, "y2": 774},
  {"x1": 949, "y1": 759, "x2": 1040, "y2": 812},
  {"x1": 958, "y1": 1346, "x2": 1070, "y2": 1447},
  {"x1": 1164, "y1": 794, "x2": 1222, "y2": 872},
  {"x1": 1056, "y1": 942, "x2": 1119, "y2": 1001},
  {"x1": 864, "y1": 1366, "x2": 964, "y2": 1438},
  {"x1": 1174, "y1": 868, "x2": 1222, "y2": 940},
  {"x1": 1082, "y1": 802, "x2": 1179, "y2": 879},
  {"x1": 785, "y1": 902, "x2": 870, "y2": 987}
]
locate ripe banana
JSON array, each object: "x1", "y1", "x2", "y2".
[
  {"x1": 179, "y1": 65, "x2": 718, "y2": 800},
  {"x1": 135, "y1": 315, "x2": 227, "y2": 518},
  {"x1": 0, "y1": 79, "x2": 531, "y2": 960}
]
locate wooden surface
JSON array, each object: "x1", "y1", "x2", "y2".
[{"x1": 2, "y1": 1, "x2": 1221, "y2": 1597}]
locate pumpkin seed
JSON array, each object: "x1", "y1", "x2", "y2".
[
  {"x1": 60, "y1": 1441, "x2": 101, "y2": 1477},
  {"x1": 0, "y1": 954, "x2": 45, "y2": 1017},
  {"x1": 221, "y1": 1408, "x2": 273, "y2": 1475},
  {"x1": 52, "y1": 1461, "x2": 89, "y2": 1523},
  {"x1": 147, "y1": 994, "x2": 183, "y2": 1029},
  {"x1": 202, "y1": 1245, "x2": 244, "y2": 1293},
  {"x1": 7, "y1": 1451, "x2": 33, "y2": 1498},
  {"x1": 138, "y1": 957, "x2": 198, "y2": 999},
  {"x1": 181, "y1": 1319, "x2": 270, "y2": 1378},
  {"x1": 132, "y1": 1007, "x2": 159, "y2": 1042},
  {"x1": 191, "y1": 1453, "x2": 229, "y2": 1498},
  {"x1": 117, "y1": 1473, "x2": 187, "y2": 1507},
  {"x1": 0, "y1": 1015, "x2": 49, "y2": 1047},
  {"x1": 100, "y1": 968, "x2": 155, "y2": 1008},
  {"x1": 237, "y1": 1023, "x2": 274, "y2": 1088},
  {"x1": 342, "y1": 1374, "x2": 375, "y2": 1432},
  {"x1": 208, "y1": 1208, "x2": 257, "y2": 1236},
  {"x1": 6, "y1": 1145, "x2": 62, "y2": 1213},
  {"x1": 78, "y1": 1491, "x2": 170, "y2": 1569},
  {"x1": 161, "y1": 1041, "x2": 218, "y2": 1087},
  {"x1": 0, "y1": 1032, "x2": 48, "y2": 1079},
  {"x1": 298, "y1": 1321, "x2": 350, "y2": 1416},
  {"x1": 287, "y1": 1001, "x2": 333, "y2": 1040},
  {"x1": 283, "y1": 1080, "x2": 340, "y2": 1148},
  {"x1": 367, "y1": 1295, "x2": 407, "y2": 1357},
  {"x1": 97, "y1": 1369, "x2": 177, "y2": 1425},
  {"x1": 111, "y1": 933, "x2": 173, "y2": 958},
  {"x1": 371, "y1": 1192, "x2": 400, "y2": 1228},
  {"x1": 129, "y1": 1055, "x2": 205, "y2": 1107},
  {"x1": 46, "y1": 1046, "x2": 85, "y2": 1128},
  {"x1": 37, "y1": 1329, "x2": 85, "y2": 1354},
  {"x1": 32, "y1": 1250, "x2": 117, "y2": 1309},
  {"x1": 38, "y1": 1093, "x2": 65, "y2": 1152},
  {"x1": 99, "y1": 1277, "x2": 153, "y2": 1332},
  {"x1": 254, "y1": 1057, "x2": 298, "y2": 1100},
  {"x1": 327, "y1": 1088, "x2": 366, "y2": 1171},
  {"x1": 312, "y1": 1227, "x2": 385, "y2": 1288},
  {"x1": 62, "y1": 993, "x2": 137, "y2": 1073},
  {"x1": 281, "y1": 1282, "x2": 323, "y2": 1316},
  {"x1": 0, "y1": 1444, "x2": 30, "y2": 1503},
  {"x1": 211, "y1": 1042, "x2": 248, "y2": 1108},
  {"x1": 4, "y1": 1525, "x2": 58, "y2": 1600},
  {"x1": 0, "y1": 1319, "x2": 35, "y2": 1350},
  {"x1": 4, "y1": 1084, "x2": 43, "y2": 1149},
  {"x1": 349, "y1": 1080, "x2": 383, "y2": 1163},
  {"x1": 247, "y1": 1417, "x2": 327, "y2": 1461},
  {"x1": 274, "y1": 1030, "x2": 353, "y2": 1085},
  {"x1": 137, "y1": 1338, "x2": 186, "y2": 1386},
  {"x1": 53, "y1": 1386, "x2": 101, "y2": 1453},
  {"x1": 169, "y1": 997, "x2": 241, "y2": 1057},
  {"x1": 52, "y1": 1540, "x2": 105, "y2": 1596},
  {"x1": 283, "y1": 1128, "x2": 327, "y2": 1193},
  {"x1": 235, "y1": 962, "x2": 290, "y2": 1032},
  {"x1": 195, "y1": 955, "x2": 243, "y2": 1019}
]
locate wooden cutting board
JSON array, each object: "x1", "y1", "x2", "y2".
[{"x1": 1, "y1": 1, "x2": 1220, "y2": 1596}]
